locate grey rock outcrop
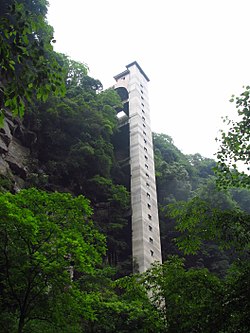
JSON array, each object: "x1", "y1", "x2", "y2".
[{"x1": 0, "y1": 111, "x2": 32, "y2": 190}]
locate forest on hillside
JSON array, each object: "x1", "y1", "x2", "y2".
[{"x1": 0, "y1": 1, "x2": 250, "y2": 332}]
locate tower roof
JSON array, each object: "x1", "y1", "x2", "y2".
[
  {"x1": 114, "y1": 61, "x2": 150, "y2": 82},
  {"x1": 126, "y1": 61, "x2": 150, "y2": 82}
]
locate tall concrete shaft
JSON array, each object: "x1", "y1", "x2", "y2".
[{"x1": 114, "y1": 62, "x2": 162, "y2": 273}]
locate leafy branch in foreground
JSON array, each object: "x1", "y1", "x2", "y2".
[
  {"x1": 215, "y1": 86, "x2": 250, "y2": 189},
  {"x1": 0, "y1": 0, "x2": 65, "y2": 120}
]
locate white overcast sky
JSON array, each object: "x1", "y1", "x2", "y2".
[{"x1": 47, "y1": 0, "x2": 250, "y2": 159}]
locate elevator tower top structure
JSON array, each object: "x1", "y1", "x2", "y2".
[{"x1": 114, "y1": 62, "x2": 162, "y2": 273}]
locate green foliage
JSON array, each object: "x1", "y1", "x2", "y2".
[
  {"x1": 231, "y1": 187, "x2": 250, "y2": 213},
  {"x1": 87, "y1": 175, "x2": 131, "y2": 273},
  {"x1": 0, "y1": 174, "x2": 14, "y2": 192},
  {"x1": 196, "y1": 176, "x2": 240, "y2": 210},
  {"x1": 168, "y1": 197, "x2": 250, "y2": 254},
  {"x1": 223, "y1": 259, "x2": 250, "y2": 333},
  {"x1": 81, "y1": 273, "x2": 165, "y2": 333},
  {"x1": 0, "y1": 0, "x2": 65, "y2": 118},
  {"x1": 0, "y1": 188, "x2": 106, "y2": 332},
  {"x1": 215, "y1": 86, "x2": 250, "y2": 189},
  {"x1": 187, "y1": 153, "x2": 216, "y2": 179},
  {"x1": 153, "y1": 133, "x2": 193, "y2": 204},
  {"x1": 142, "y1": 257, "x2": 224, "y2": 333},
  {"x1": 153, "y1": 133, "x2": 216, "y2": 205}
]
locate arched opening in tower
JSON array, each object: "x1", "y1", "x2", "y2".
[
  {"x1": 115, "y1": 87, "x2": 129, "y2": 102},
  {"x1": 115, "y1": 87, "x2": 129, "y2": 119}
]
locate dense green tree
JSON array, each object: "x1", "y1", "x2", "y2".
[
  {"x1": 142, "y1": 257, "x2": 224, "y2": 333},
  {"x1": 0, "y1": 188, "x2": 106, "y2": 332},
  {"x1": 196, "y1": 176, "x2": 239, "y2": 211},
  {"x1": 187, "y1": 153, "x2": 216, "y2": 178},
  {"x1": 168, "y1": 197, "x2": 250, "y2": 255},
  {"x1": 81, "y1": 272, "x2": 165, "y2": 333}
]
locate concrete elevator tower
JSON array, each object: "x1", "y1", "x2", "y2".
[{"x1": 113, "y1": 62, "x2": 162, "y2": 273}]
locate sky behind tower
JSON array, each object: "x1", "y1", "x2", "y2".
[{"x1": 47, "y1": 0, "x2": 250, "y2": 159}]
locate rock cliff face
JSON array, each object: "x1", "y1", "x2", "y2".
[{"x1": 0, "y1": 111, "x2": 31, "y2": 191}]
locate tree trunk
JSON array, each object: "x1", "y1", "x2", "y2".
[{"x1": 18, "y1": 314, "x2": 25, "y2": 333}]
